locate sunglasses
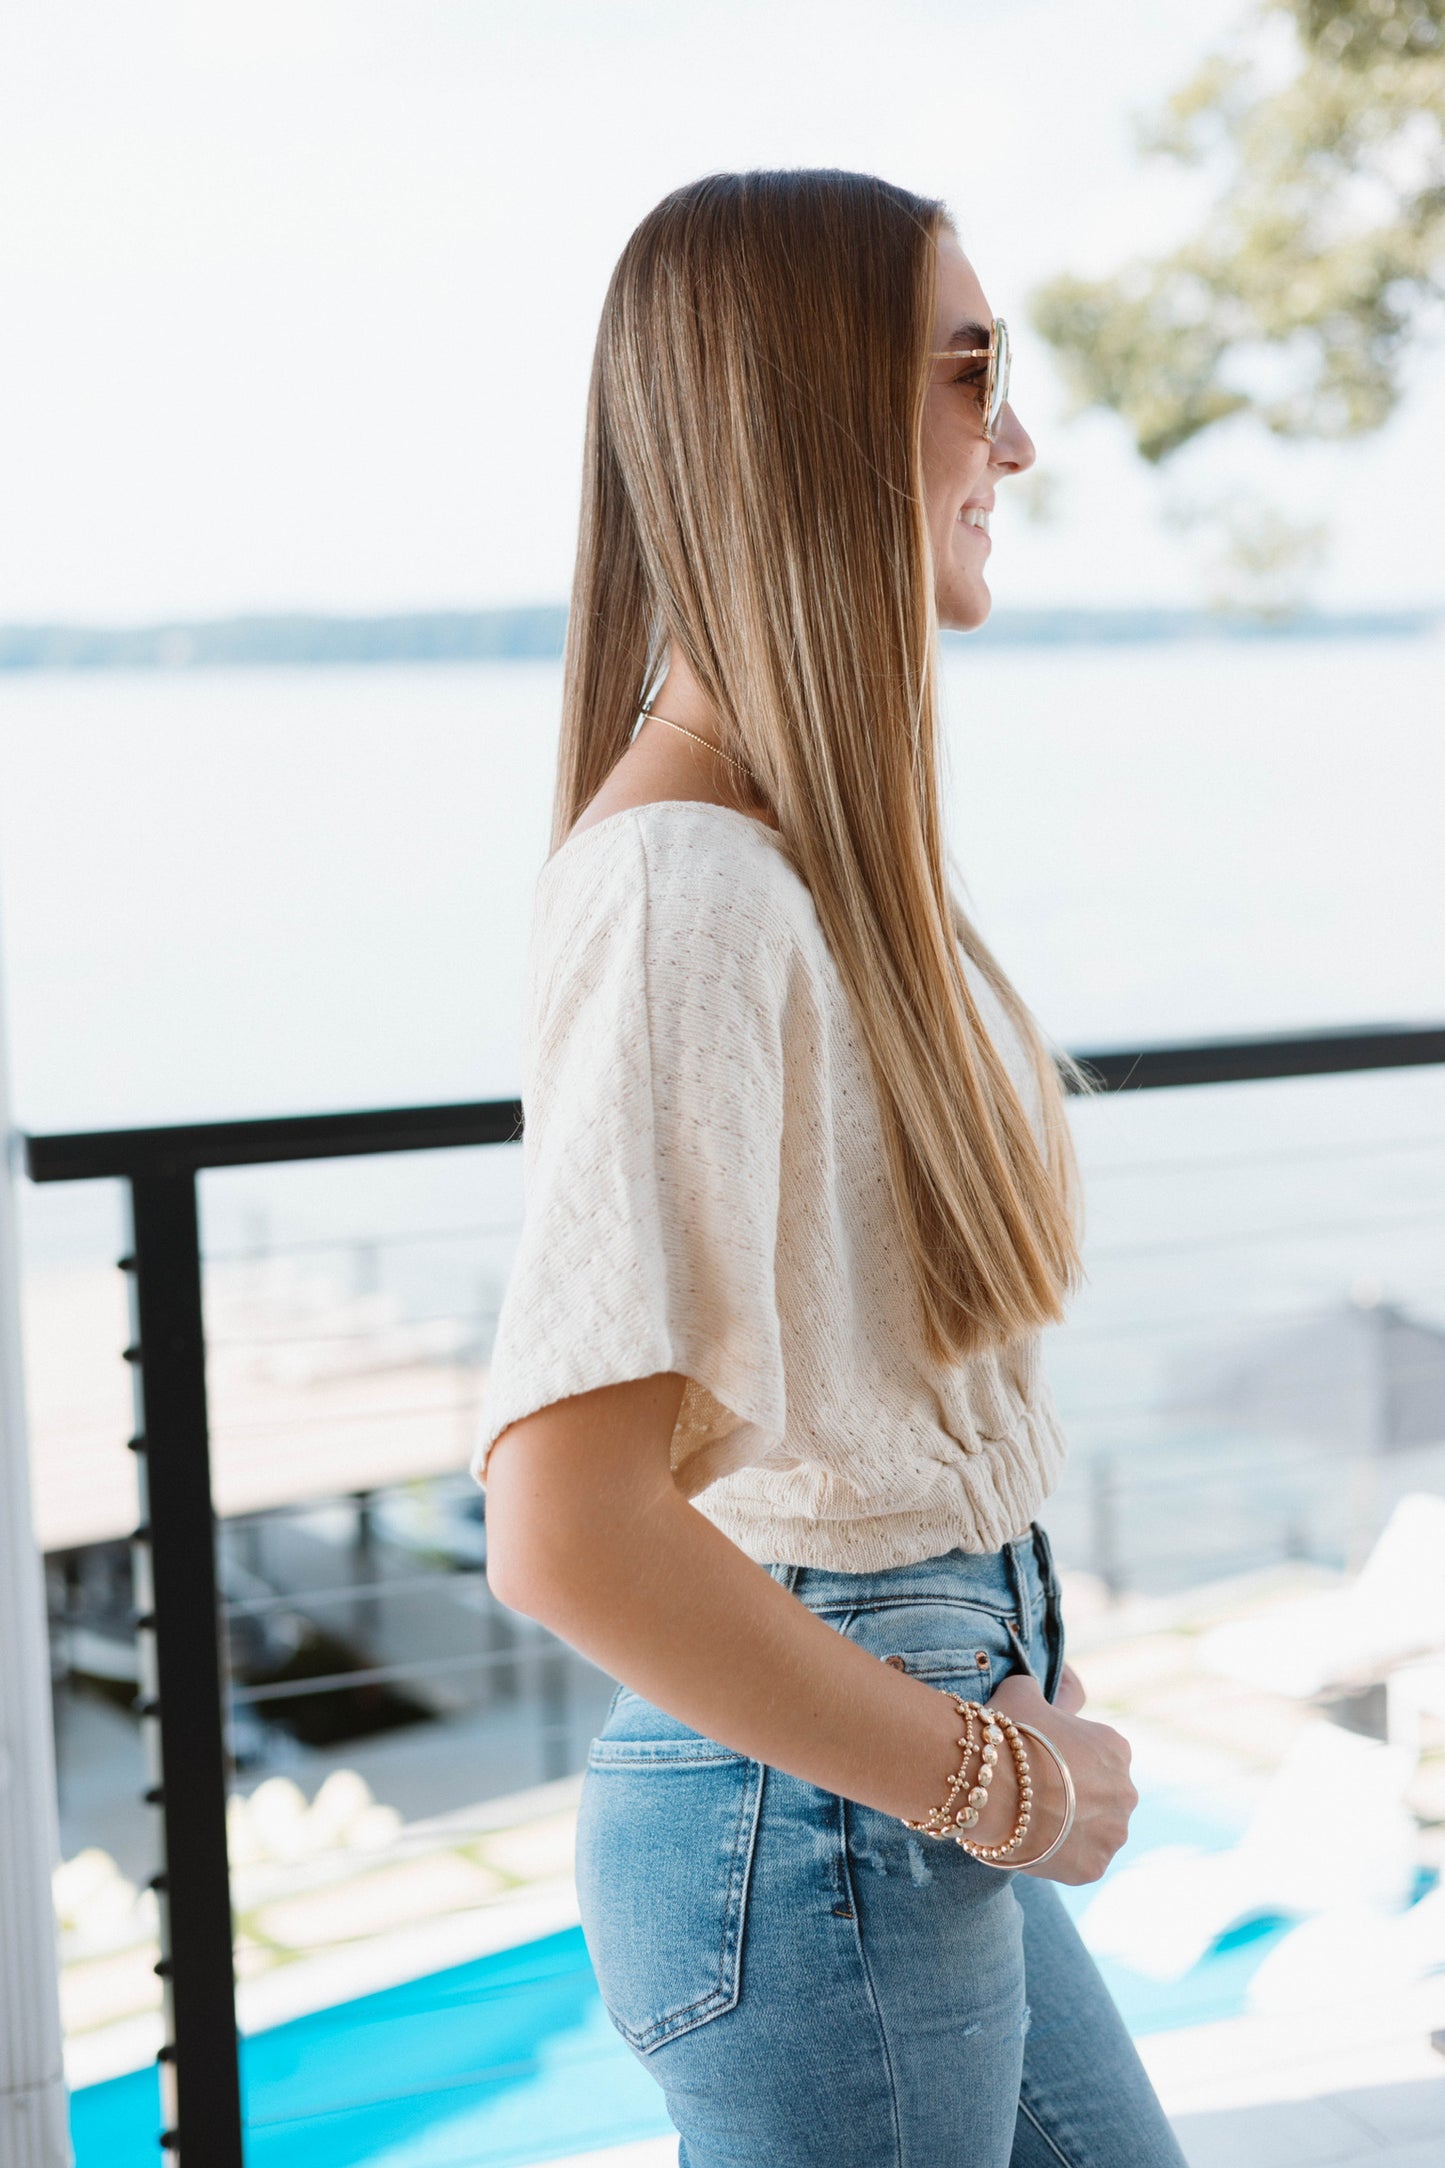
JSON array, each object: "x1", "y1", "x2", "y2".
[{"x1": 929, "y1": 316, "x2": 1011, "y2": 443}]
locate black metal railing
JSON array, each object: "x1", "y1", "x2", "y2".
[{"x1": 22, "y1": 1020, "x2": 1445, "y2": 2165}]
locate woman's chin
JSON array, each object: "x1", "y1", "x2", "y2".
[{"x1": 938, "y1": 575, "x2": 992, "y2": 634}]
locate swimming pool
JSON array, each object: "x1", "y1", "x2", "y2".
[{"x1": 71, "y1": 1785, "x2": 1286, "y2": 2168}]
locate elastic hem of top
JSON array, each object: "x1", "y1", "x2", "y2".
[{"x1": 717, "y1": 1502, "x2": 1047, "y2": 1578}]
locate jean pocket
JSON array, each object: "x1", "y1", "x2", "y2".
[
  {"x1": 575, "y1": 1737, "x2": 765, "y2": 2055},
  {"x1": 840, "y1": 1596, "x2": 1022, "y2": 1699}
]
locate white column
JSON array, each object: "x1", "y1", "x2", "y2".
[{"x1": 0, "y1": 928, "x2": 70, "y2": 2167}]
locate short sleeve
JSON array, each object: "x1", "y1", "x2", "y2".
[{"x1": 472, "y1": 812, "x2": 791, "y2": 1482}]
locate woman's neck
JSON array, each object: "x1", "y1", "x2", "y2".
[
  {"x1": 562, "y1": 646, "x2": 777, "y2": 844},
  {"x1": 645, "y1": 648, "x2": 723, "y2": 744}
]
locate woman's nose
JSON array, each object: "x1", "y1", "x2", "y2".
[{"x1": 992, "y1": 402, "x2": 1036, "y2": 476}]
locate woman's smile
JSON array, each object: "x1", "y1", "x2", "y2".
[{"x1": 959, "y1": 500, "x2": 993, "y2": 545}]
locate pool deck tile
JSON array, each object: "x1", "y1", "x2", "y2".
[
  {"x1": 1335, "y1": 2075, "x2": 1445, "y2": 2146},
  {"x1": 1168, "y1": 2095, "x2": 1417, "y2": 2168}
]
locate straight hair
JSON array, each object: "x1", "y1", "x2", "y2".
[{"x1": 554, "y1": 168, "x2": 1086, "y2": 1362}]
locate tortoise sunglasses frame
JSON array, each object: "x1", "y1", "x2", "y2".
[{"x1": 929, "y1": 315, "x2": 1011, "y2": 443}]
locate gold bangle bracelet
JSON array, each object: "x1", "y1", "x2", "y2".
[{"x1": 1004, "y1": 1721, "x2": 1077, "y2": 1871}]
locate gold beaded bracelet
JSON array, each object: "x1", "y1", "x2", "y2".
[
  {"x1": 902, "y1": 1696, "x2": 985, "y2": 1837},
  {"x1": 958, "y1": 1710, "x2": 1033, "y2": 1864},
  {"x1": 901, "y1": 1696, "x2": 1035, "y2": 1863}
]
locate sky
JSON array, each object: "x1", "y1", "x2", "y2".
[{"x1": 2, "y1": 0, "x2": 1441, "y2": 623}]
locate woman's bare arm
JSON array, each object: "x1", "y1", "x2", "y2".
[{"x1": 484, "y1": 1373, "x2": 1134, "y2": 1882}]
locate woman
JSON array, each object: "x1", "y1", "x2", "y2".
[{"x1": 477, "y1": 170, "x2": 1185, "y2": 2167}]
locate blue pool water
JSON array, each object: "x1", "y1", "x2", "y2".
[
  {"x1": 72, "y1": 1929, "x2": 669, "y2": 2168},
  {"x1": 71, "y1": 1786, "x2": 1288, "y2": 2168}
]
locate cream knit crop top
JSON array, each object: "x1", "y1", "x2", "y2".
[{"x1": 472, "y1": 799, "x2": 1070, "y2": 1571}]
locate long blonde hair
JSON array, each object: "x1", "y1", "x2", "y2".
[{"x1": 555, "y1": 169, "x2": 1086, "y2": 1362}]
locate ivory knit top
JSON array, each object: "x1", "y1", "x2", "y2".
[{"x1": 472, "y1": 800, "x2": 1069, "y2": 1572}]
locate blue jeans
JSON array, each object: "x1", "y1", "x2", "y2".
[{"x1": 575, "y1": 1524, "x2": 1187, "y2": 2167}]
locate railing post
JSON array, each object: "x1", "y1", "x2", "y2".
[
  {"x1": 0, "y1": 955, "x2": 69, "y2": 2166},
  {"x1": 125, "y1": 1173, "x2": 243, "y2": 2167}
]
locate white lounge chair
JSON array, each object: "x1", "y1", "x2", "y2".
[
  {"x1": 1197, "y1": 1491, "x2": 1445, "y2": 1700},
  {"x1": 1244, "y1": 1879, "x2": 1445, "y2": 2014},
  {"x1": 1078, "y1": 1720, "x2": 1416, "y2": 1982},
  {"x1": 1385, "y1": 1656, "x2": 1445, "y2": 1757}
]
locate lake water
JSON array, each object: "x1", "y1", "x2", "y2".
[
  {"x1": 4, "y1": 637, "x2": 1444, "y2": 1587},
  {"x1": 1, "y1": 638, "x2": 1442, "y2": 1134}
]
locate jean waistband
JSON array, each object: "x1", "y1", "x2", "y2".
[{"x1": 762, "y1": 1523, "x2": 1058, "y2": 1623}]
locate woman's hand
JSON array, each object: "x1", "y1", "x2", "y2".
[
  {"x1": 1052, "y1": 1660, "x2": 1087, "y2": 1716},
  {"x1": 981, "y1": 1669, "x2": 1135, "y2": 1886}
]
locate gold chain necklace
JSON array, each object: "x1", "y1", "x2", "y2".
[{"x1": 641, "y1": 708, "x2": 755, "y2": 780}]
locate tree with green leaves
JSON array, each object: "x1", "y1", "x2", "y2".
[{"x1": 1031, "y1": 0, "x2": 1444, "y2": 605}]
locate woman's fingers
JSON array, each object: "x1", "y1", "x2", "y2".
[
  {"x1": 985, "y1": 1673, "x2": 1136, "y2": 1886},
  {"x1": 986, "y1": 1668, "x2": 1049, "y2": 1719}
]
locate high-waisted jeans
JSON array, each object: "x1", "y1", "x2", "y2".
[{"x1": 574, "y1": 1524, "x2": 1187, "y2": 2167}]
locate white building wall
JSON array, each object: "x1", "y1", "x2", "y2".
[{"x1": 0, "y1": 930, "x2": 70, "y2": 2168}]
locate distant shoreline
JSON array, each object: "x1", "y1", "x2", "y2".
[{"x1": 1, "y1": 604, "x2": 1439, "y2": 671}]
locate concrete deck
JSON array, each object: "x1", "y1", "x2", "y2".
[
  {"x1": 526, "y1": 2013, "x2": 1445, "y2": 2168},
  {"x1": 1148, "y1": 1983, "x2": 1445, "y2": 2166}
]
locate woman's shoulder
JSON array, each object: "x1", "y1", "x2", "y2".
[
  {"x1": 523, "y1": 800, "x2": 815, "y2": 1073},
  {"x1": 545, "y1": 797, "x2": 790, "y2": 880},
  {"x1": 537, "y1": 799, "x2": 814, "y2": 957}
]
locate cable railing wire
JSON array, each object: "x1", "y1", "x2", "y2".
[
  {"x1": 1080, "y1": 1129, "x2": 1445, "y2": 1182},
  {"x1": 202, "y1": 1218, "x2": 521, "y2": 1265},
  {"x1": 223, "y1": 1568, "x2": 489, "y2": 1619},
  {"x1": 205, "y1": 1315, "x2": 492, "y2": 1351},
  {"x1": 231, "y1": 1644, "x2": 544, "y2": 1705},
  {"x1": 1050, "y1": 1296, "x2": 1445, "y2": 1343},
  {"x1": 1083, "y1": 1200, "x2": 1445, "y2": 1262},
  {"x1": 211, "y1": 1394, "x2": 484, "y2": 1441}
]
